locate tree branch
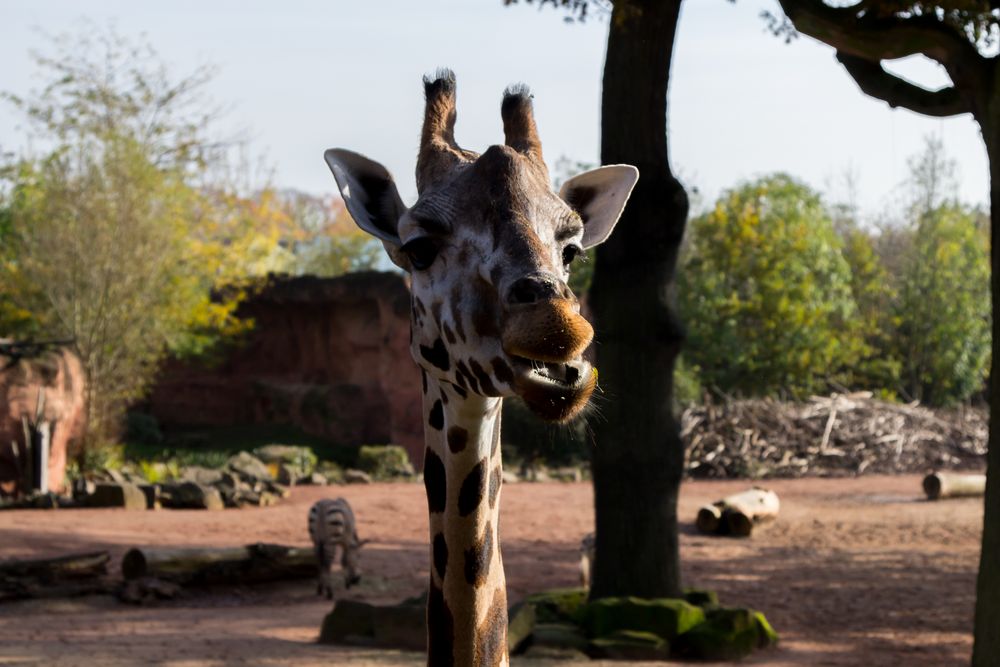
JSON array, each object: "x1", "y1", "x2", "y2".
[
  {"x1": 836, "y1": 51, "x2": 971, "y2": 117},
  {"x1": 777, "y1": 0, "x2": 981, "y2": 73}
]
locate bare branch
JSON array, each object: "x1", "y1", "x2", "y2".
[{"x1": 836, "y1": 51, "x2": 971, "y2": 117}]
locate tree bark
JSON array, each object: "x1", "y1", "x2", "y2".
[
  {"x1": 588, "y1": 0, "x2": 688, "y2": 600},
  {"x1": 973, "y1": 67, "x2": 1000, "y2": 666}
]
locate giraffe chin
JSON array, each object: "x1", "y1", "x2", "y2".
[{"x1": 510, "y1": 356, "x2": 596, "y2": 422}]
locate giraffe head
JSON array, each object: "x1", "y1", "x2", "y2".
[{"x1": 325, "y1": 70, "x2": 637, "y2": 422}]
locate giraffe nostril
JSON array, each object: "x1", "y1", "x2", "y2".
[{"x1": 508, "y1": 275, "x2": 562, "y2": 306}]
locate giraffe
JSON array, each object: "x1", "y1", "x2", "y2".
[{"x1": 323, "y1": 69, "x2": 637, "y2": 667}]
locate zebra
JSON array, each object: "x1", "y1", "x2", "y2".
[{"x1": 308, "y1": 497, "x2": 365, "y2": 599}]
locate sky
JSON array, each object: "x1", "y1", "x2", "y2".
[{"x1": 0, "y1": 0, "x2": 990, "y2": 220}]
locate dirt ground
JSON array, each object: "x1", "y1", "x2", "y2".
[{"x1": 0, "y1": 475, "x2": 982, "y2": 666}]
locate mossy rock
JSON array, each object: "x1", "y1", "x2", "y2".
[
  {"x1": 319, "y1": 599, "x2": 375, "y2": 645},
  {"x1": 588, "y1": 630, "x2": 671, "y2": 661},
  {"x1": 317, "y1": 461, "x2": 345, "y2": 484},
  {"x1": 526, "y1": 587, "x2": 588, "y2": 623},
  {"x1": 254, "y1": 444, "x2": 318, "y2": 473},
  {"x1": 674, "y1": 607, "x2": 778, "y2": 660},
  {"x1": 531, "y1": 622, "x2": 589, "y2": 651},
  {"x1": 578, "y1": 596, "x2": 704, "y2": 642},
  {"x1": 508, "y1": 601, "x2": 537, "y2": 655},
  {"x1": 357, "y1": 445, "x2": 415, "y2": 480},
  {"x1": 683, "y1": 588, "x2": 719, "y2": 608},
  {"x1": 753, "y1": 610, "x2": 779, "y2": 647}
]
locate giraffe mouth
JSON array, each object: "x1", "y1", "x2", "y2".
[
  {"x1": 519, "y1": 357, "x2": 589, "y2": 387},
  {"x1": 510, "y1": 356, "x2": 596, "y2": 422}
]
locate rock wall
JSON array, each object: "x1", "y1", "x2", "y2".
[
  {"x1": 147, "y1": 272, "x2": 424, "y2": 464},
  {"x1": 0, "y1": 347, "x2": 87, "y2": 495}
]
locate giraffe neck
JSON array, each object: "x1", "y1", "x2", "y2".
[{"x1": 422, "y1": 378, "x2": 508, "y2": 667}]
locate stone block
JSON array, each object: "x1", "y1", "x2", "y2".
[{"x1": 88, "y1": 482, "x2": 147, "y2": 510}]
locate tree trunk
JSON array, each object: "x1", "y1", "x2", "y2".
[
  {"x1": 588, "y1": 0, "x2": 688, "y2": 600},
  {"x1": 973, "y1": 78, "x2": 1000, "y2": 666}
]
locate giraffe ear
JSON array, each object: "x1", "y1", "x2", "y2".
[
  {"x1": 324, "y1": 148, "x2": 410, "y2": 268},
  {"x1": 559, "y1": 165, "x2": 639, "y2": 248}
]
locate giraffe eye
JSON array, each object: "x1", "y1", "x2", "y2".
[
  {"x1": 562, "y1": 244, "x2": 583, "y2": 268},
  {"x1": 402, "y1": 237, "x2": 440, "y2": 270}
]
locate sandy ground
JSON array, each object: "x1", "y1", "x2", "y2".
[{"x1": 0, "y1": 475, "x2": 983, "y2": 666}]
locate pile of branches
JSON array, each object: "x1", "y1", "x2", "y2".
[{"x1": 682, "y1": 392, "x2": 987, "y2": 478}]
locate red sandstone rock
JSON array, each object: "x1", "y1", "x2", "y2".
[
  {"x1": 147, "y1": 272, "x2": 424, "y2": 465},
  {"x1": 0, "y1": 346, "x2": 87, "y2": 495}
]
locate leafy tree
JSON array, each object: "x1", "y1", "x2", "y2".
[
  {"x1": 839, "y1": 225, "x2": 902, "y2": 393},
  {"x1": 679, "y1": 174, "x2": 859, "y2": 397},
  {"x1": 0, "y1": 30, "x2": 280, "y2": 448},
  {"x1": 769, "y1": 3, "x2": 1000, "y2": 658},
  {"x1": 894, "y1": 203, "x2": 990, "y2": 404},
  {"x1": 277, "y1": 190, "x2": 381, "y2": 277}
]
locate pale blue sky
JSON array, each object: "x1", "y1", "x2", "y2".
[{"x1": 0, "y1": 0, "x2": 989, "y2": 218}]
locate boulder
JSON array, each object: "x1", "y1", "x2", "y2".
[
  {"x1": 317, "y1": 461, "x2": 345, "y2": 484},
  {"x1": 577, "y1": 596, "x2": 704, "y2": 642},
  {"x1": 343, "y1": 469, "x2": 372, "y2": 485},
  {"x1": 307, "y1": 472, "x2": 328, "y2": 486},
  {"x1": 88, "y1": 483, "x2": 147, "y2": 511},
  {"x1": 180, "y1": 466, "x2": 224, "y2": 486},
  {"x1": 226, "y1": 452, "x2": 272, "y2": 482},
  {"x1": 162, "y1": 482, "x2": 224, "y2": 511}
]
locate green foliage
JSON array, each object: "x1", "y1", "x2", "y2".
[
  {"x1": 893, "y1": 204, "x2": 990, "y2": 404},
  {"x1": 838, "y1": 226, "x2": 901, "y2": 393},
  {"x1": 501, "y1": 398, "x2": 590, "y2": 467},
  {"x1": 678, "y1": 174, "x2": 858, "y2": 398},
  {"x1": 356, "y1": 445, "x2": 415, "y2": 480}
]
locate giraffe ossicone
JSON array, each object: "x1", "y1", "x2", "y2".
[{"x1": 324, "y1": 68, "x2": 637, "y2": 667}]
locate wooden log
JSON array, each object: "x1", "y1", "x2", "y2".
[
  {"x1": 0, "y1": 550, "x2": 109, "y2": 581},
  {"x1": 0, "y1": 551, "x2": 111, "y2": 601},
  {"x1": 923, "y1": 472, "x2": 986, "y2": 500},
  {"x1": 121, "y1": 542, "x2": 315, "y2": 585},
  {"x1": 696, "y1": 488, "x2": 780, "y2": 537}
]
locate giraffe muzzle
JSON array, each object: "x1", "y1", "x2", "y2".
[
  {"x1": 500, "y1": 298, "x2": 593, "y2": 363},
  {"x1": 501, "y1": 298, "x2": 597, "y2": 421}
]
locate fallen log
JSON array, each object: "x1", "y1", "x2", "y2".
[
  {"x1": 0, "y1": 550, "x2": 109, "y2": 581},
  {"x1": 121, "y1": 543, "x2": 315, "y2": 585},
  {"x1": 922, "y1": 472, "x2": 986, "y2": 500},
  {"x1": 0, "y1": 550, "x2": 111, "y2": 601},
  {"x1": 696, "y1": 488, "x2": 780, "y2": 537}
]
